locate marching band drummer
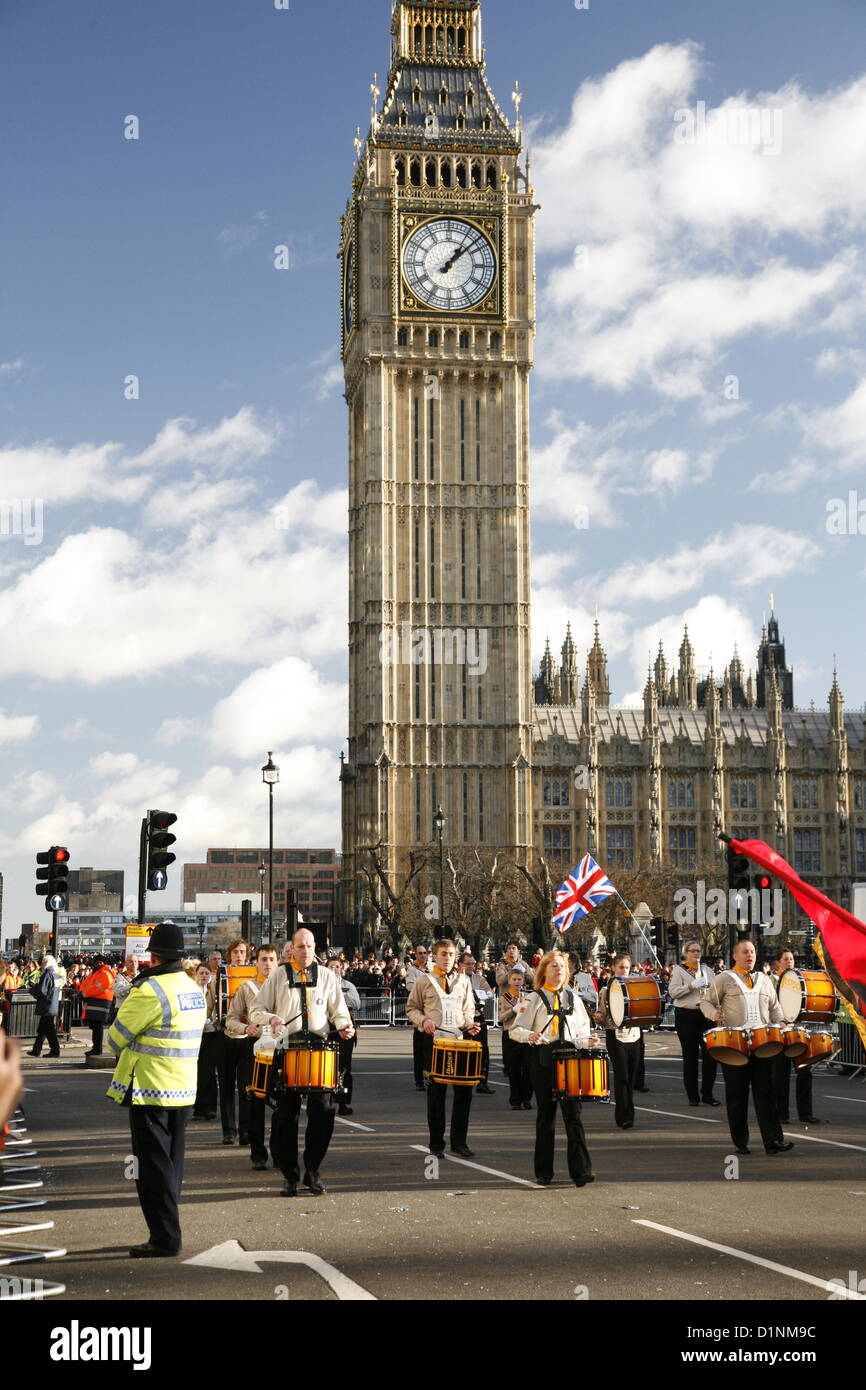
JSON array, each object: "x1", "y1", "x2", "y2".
[
  {"x1": 499, "y1": 967, "x2": 533, "y2": 1110},
  {"x1": 249, "y1": 928, "x2": 354, "y2": 1198},
  {"x1": 226, "y1": 943, "x2": 280, "y2": 1171},
  {"x1": 406, "y1": 938, "x2": 481, "y2": 1159},
  {"x1": 700, "y1": 938, "x2": 794, "y2": 1157},
  {"x1": 510, "y1": 950, "x2": 599, "y2": 1187},
  {"x1": 771, "y1": 948, "x2": 822, "y2": 1126},
  {"x1": 669, "y1": 942, "x2": 719, "y2": 1109},
  {"x1": 596, "y1": 955, "x2": 641, "y2": 1130}
]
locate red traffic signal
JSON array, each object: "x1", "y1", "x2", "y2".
[
  {"x1": 35, "y1": 846, "x2": 71, "y2": 912},
  {"x1": 52, "y1": 847, "x2": 70, "y2": 864}
]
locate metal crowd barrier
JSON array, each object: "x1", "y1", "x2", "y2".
[
  {"x1": 353, "y1": 988, "x2": 500, "y2": 1028},
  {"x1": 834, "y1": 1019, "x2": 865, "y2": 1077},
  {"x1": 5, "y1": 994, "x2": 37, "y2": 1041}
]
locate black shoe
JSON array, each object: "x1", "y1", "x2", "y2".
[
  {"x1": 85, "y1": 1050, "x2": 103, "y2": 1058},
  {"x1": 735, "y1": 1146, "x2": 751, "y2": 1155},
  {"x1": 800, "y1": 1116, "x2": 824, "y2": 1124},
  {"x1": 49, "y1": 1052, "x2": 60, "y2": 1059},
  {"x1": 477, "y1": 1082, "x2": 495, "y2": 1095},
  {"x1": 635, "y1": 1086, "x2": 650, "y2": 1094},
  {"x1": 619, "y1": 1122, "x2": 635, "y2": 1130},
  {"x1": 222, "y1": 1134, "x2": 236, "y2": 1146},
  {"x1": 238, "y1": 1134, "x2": 250, "y2": 1147},
  {"x1": 27, "y1": 1050, "x2": 41, "y2": 1057},
  {"x1": 688, "y1": 1100, "x2": 701, "y2": 1107},
  {"x1": 281, "y1": 1182, "x2": 298, "y2": 1197},
  {"x1": 450, "y1": 1145, "x2": 475, "y2": 1159},
  {"x1": 205, "y1": 1113, "x2": 217, "y2": 1122},
  {"x1": 535, "y1": 1176, "x2": 553, "y2": 1186},
  {"x1": 766, "y1": 1142, "x2": 795, "y2": 1155},
  {"x1": 130, "y1": 1242, "x2": 180, "y2": 1259},
  {"x1": 251, "y1": 1158, "x2": 269, "y2": 1171},
  {"x1": 429, "y1": 1144, "x2": 445, "y2": 1157},
  {"x1": 303, "y1": 1170, "x2": 326, "y2": 1195},
  {"x1": 415, "y1": 1083, "x2": 425, "y2": 1092},
  {"x1": 510, "y1": 1102, "x2": 522, "y2": 1110},
  {"x1": 702, "y1": 1099, "x2": 722, "y2": 1107},
  {"x1": 574, "y1": 1174, "x2": 596, "y2": 1187},
  {"x1": 338, "y1": 1105, "x2": 354, "y2": 1116},
  {"x1": 522, "y1": 1101, "x2": 533, "y2": 1110}
]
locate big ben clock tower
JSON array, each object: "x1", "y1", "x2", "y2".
[{"x1": 341, "y1": 0, "x2": 536, "y2": 930}]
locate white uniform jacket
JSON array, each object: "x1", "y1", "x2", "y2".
[
  {"x1": 509, "y1": 988, "x2": 594, "y2": 1048},
  {"x1": 249, "y1": 962, "x2": 351, "y2": 1041}
]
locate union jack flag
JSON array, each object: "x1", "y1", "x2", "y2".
[{"x1": 552, "y1": 855, "x2": 617, "y2": 934}]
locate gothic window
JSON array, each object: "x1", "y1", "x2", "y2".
[
  {"x1": 429, "y1": 521, "x2": 436, "y2": 596},
  {"x1": 731, "y1": 827, "x2": 760, "y2": 842},
  {"x1": 730, "y1": 778, "x2": 757, "y2": 809},
  {"x1": 425, "y1": 24, "x2": 433, "y2": 54},
  {"x1": 413, "y1": 83, "x2": 422, "y2": 105},
  {"x1": 460, "y1": 522, "x2": 467, "y2": 599},
  {"x1": 478, "y1": 683, "x2": 483, "y2": 720},
  {"x1": 425, "y1": 158, "x2": 436, "y2": 187},
  {"x1": 471, "y1": 160, "x2": 482, "y2": 188},
  {"x1": 668, "y1": 828, "x2": 697, "y2": 869},
  {"x1": 490, "y1": 331, "x2": 501, "y2": 352},
  {"x1": 395, "y1": 156, "x2": 406, "y2": 184},
  {"x1": 380, "y1": 765, "x2": 389, "y2": 846},
  {"x1": 466, "y1": 87, "x2": 475, "y2": 107},
  {"x1": 459, "y1": 397, "x2": 466, "y2": 481},
  {"x1": 456, "y1": 160, "x2": 467, "y2": 187},
  {"x1": 668, "y1": 777, "x2": 694, "y2": 809},
  {"x1": 430, "y1": 659, "x2": 437, "y2": 719},
  {"x1": 792, "y1": 778, "x2": 820, "y2": 810},
  {"x1": 414, "y1": 24, "x2": 422, "y2": 56},
  {"x1": 410, "y1": 158, "x2": 421, "y2": 187},
  {"x1": 459, "y1": 330, "x2": 470, "y2": 350},
  {"x1": 607, "y1": 827, "x2": 634, "y2": 870},
  {"x1": 462, "y1": 664, "x2": 468, "y2": 721},
  {"x1": 605, "y1": 776, "x2": 633, "y2": 809},
  {"x1": 463, "y1": 772, "x2": 469, "y2": 839},
  {"x1": 543, "y1": 777, "x2": 570, "y2": 807},
  {"x1": 428, "y1": 328, "x2": 439, "y2": 348},
  {"x1": 397, "y1": 327, "x2": 409, "y2": 347},
  {"x1": 457, "y1": 25, "x2": 466, "y2": 55},
  {"x1": 428, "y1": 396, "x2": 436, "y2": 479},
  {"x1": 398, "y1": 110, "x2": 409, "y2": 130},
  {"x1": 794, "y1": 829, "x2": 822, "y2": 874},
  {"x1": 436, "y1": 25, "x2": 445, "y2": 54},
  {"x1": 448, "y1": 26, "x2": 456, "y2": 57},
  {"x1": 456, "y1": 113, "x2": 466, "y2": 131},
  {"x1": 439, "y1": 85, "x2": 448, "y2": 106},
  {"x1": 476, "y1": 520, "x2": 482, "y2": 598},
  {"x1": 414, "y1": 665, "x2": 421, "y2": 723},
  {"x1": 413, "y1": 395, "x2": 420, "y2": 480},
  {"x1": 442, "y1": 162, "x2": 452, "y2": 188},
  {"x1": 478, "y1": 774, "x2": 485, "y2": 839},
  {"x1": 413, "y1": 520, "x2": 420, "y2": 597},
  {"x1": 856, "y1": 830, "x2": 866, "y2": 875},
  {"x1": 543, "y1": 826, "x2": 571, "y2": 860},
  {"x1": 475, "y1": 397, "x2": 482, "y2": 481},
  {"x1": 486, "y1": 162, "x2": 497, "y2": 188},
  {"x1": 855, "y1": 780, "x2": 866, "y2": 810},
  {"x1": 415, "y1": 774, "x2": 422, "y2": 839},
  {"x1": 482, "y1": 115, "x2": 493, "y2": 134}
]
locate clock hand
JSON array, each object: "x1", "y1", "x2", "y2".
[{"x1": 441, "y1": 245, "x2": 467, "y2": 274}]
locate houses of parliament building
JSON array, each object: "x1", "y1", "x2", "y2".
[{"x1": 339, "y1": 1, "x2": 862, "y2": 931}]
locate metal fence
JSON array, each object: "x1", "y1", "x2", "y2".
[
  {"x1": 5, "y1": 992, "x2": 38, "y2": 1039},
  {"x1": 355, "y1": 989, "x2": 500, "y2": 1028},
  {"x1": 834, "y1": 1020, "x2": 866, "y2": 1072}
]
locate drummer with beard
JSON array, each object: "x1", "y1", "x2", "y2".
[
  {"x1": 249, "y1": 929, "x2": 354, "y2": 1197},
  {"x1": 509, "y1": 950, "x2": 600, "y2": 1187},
  {"x1": 406, "y1": 939, "x2": 481, "y2": 1159}
]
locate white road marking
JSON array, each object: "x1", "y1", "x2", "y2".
[
  {"x1": 782, "y1": 1131, "x2": 866, "y2": 1154},
  {"x1": 827, "y1": 1094, "x2": 866, "y2": 1104},
  {"x1": 633, "y1": 1219, "x2": 866, "y2": 1300},
  {"x1": 185, "y1": 1240, "x2": 377, "y2": 1300},
  {"x1": 334, "y1": 1117, "x2": 376, "y2": 1133},
  {"x1": 634, "y1": 1106, "x2": 722, "y2": 1125},
  {"x1": 409, "y1": 1144, "x2": 541, "y2": 1188}
]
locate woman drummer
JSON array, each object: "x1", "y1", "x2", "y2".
[{"x1": 510, "y1": 950, "x2": 600, "y2": 1187}]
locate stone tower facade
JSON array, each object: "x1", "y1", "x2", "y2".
[{"x1": 341, "y1": 1, "x2": 536, "y2": 925}]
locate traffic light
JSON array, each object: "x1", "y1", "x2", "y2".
[
  {"x1": 726, "y1": 843, "x2": 751, "y2": 895},
  {"x1": 146, "y1": 810, "x2": 177, "y2": 892},
  {"x1": 651, "y1": 916, "x2": 666, "y2": 951},
  {"x1": 36, "y1": 847, "x2": 71, "y2": 913}
]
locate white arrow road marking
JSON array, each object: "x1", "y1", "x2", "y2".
[
  {"x1": 184, "y1": 1240, "x2": 377, "y2": 1301},
  {"x1": 633, "y1": 1220, "x2": 866, "y2": 1300}
]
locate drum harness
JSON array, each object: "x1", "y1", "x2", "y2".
[
  {"x1": 534, "y1": 987, "x2": 576, "y2": 1046},
  {"x1": 268, "y1": 962, "x2": 345, "y2": 1102}
]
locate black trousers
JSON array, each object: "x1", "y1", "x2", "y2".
[
  {"x1": 773, "y1": 1052, "x2": 814, "y2": 1122},
  {"x1": 675, "y1": 1008, "x2": 718, "y2": 1103},
  {"x1": 412, "y1": 1028, "x2": 426, "y2": 1086},
  {"x1": 635, "y1": 1031, "x2": 646, "y2": 1088},
  {"x1": 271, "y1": 1089, "x2": 335, "y2": 1182},
  {"x1": 476, "y1": 1019, "x2": 490, "y2": 1080},
  {"x1": 337, "y1": 1034, "x2": 356, "y2": 1106},
  {"x1": 194, "y1": 1030, "x2": 219, "y2": 1118},
  {"x1": 129, "y1": 1105, "x2": 191, "y2": 1252},
  {"x1": 32, "y1": 1016, "x2": 59, "y2": 1055},
  {"x1": 217, "y1": 1037, "x2": 249, "y2": 1139},
  {"x1": 420, "y1": 1033, "x2": 473, "y2": 1149},
  {"x1": 721, "y1": 1056, "x2": 784, "y2": 1151},
  {"x1": 530, "y1": 1053, "x2": 593, "y2": 1183},
  {"x1": 236, "y1": 1040, "x2": 274, "y2": 1164},
  {"x1": 502, "y1": 1032, "x2": 532, "y2": 1105},
  {"x1": 606, "y1": 1031, "x2": 639, "y2": 1127}
]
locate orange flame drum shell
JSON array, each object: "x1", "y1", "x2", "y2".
[
  {"x1": 553, "y1": 1047, "x2": 610, "y2": 1103},
  {"x1": 705, "y1": 1026, "x2": 751, "y2": 1066}
]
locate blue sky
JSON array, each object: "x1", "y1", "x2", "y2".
[{"x1": 1, "y1": 0, "x2": 865, "y2": 933}]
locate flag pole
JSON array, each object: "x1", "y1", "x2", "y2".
[{"x1": 612, "y1": 889, "x2": 663, "y2": 970}]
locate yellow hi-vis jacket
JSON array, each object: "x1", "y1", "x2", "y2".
[{"x1": 106, "y1": 964, "x2": 206, "y2": 1107}]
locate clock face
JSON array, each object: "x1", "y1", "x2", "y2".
[
  {"x1": 402, "y1": 218, "x2": 497, "y2": 312},
  {"x1": 343, "y1": 242, "x2": 354, "y2": 336}
]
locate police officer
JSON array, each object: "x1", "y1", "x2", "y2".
[{"x1": 106, "y1": 922, "x2": 206, "y2": 1257}]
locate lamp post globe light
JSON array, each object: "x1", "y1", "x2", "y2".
[
  {"x1": 261, "y1": 753, "x2": 280, "y2": 946},
  {"x1": 433, "y1": 805, "x2": 446, "y2": 942}
]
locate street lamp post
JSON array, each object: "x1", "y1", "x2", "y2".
[
  {"x1": 433, "y1": 805, "x2": 446, "y2": 942},
  {"x1": 258, "y1": 862, "x2": 266, "y2": 946},
  {"x1": 261, "y1": 753, "x2": 280, "y2": 947}
]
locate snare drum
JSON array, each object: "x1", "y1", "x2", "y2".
[
  {"x1": 781, "y1": 1026, "x2": 810, "y2": 1059},
  {"x1": 778, "y1": 969, "x2": 838, "y2": 1024},
  {"x1": 553, "y1": 1047, "x2": 610, "y2": 1103},
  {"x1": 749, "y1": 1025, "x2": 784, "y2": 1059},
  {"x1": 705, "y1": 1025, "x2": 751, "y2": 1066},
  {"x1": 428, "y1": 1038, "x2": 483, "y2": 1087},
  {"x1": 248, "y1": 1049, "x2": 277, "y2": 1102},
  {"x1": 796, "y1": 1030, "x2": 834, "y2": 1068},
  {"x1": 608, "y1": 976, "x2": 663, "y2": 1029},
  {"x1": 281, "y1": 1037, "x2": 340, "y2": 1094}
]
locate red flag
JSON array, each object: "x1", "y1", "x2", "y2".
[{"x1": 730, "y1": 837, "x2": 866, "y2": 1048}]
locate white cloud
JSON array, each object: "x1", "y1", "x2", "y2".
[
  {"x1": 628, "y1": 597, "x2": 759, "y2": 691},
  {"x1": 746, "y1": 457, "x2": 819, "y2": 494},
  {"x1": 802, "y1": 378, "x2": 866, "y2": 464},
  {"x1": 0, "y1": 710, "x2": 38, "y2": 743},
  {"x1": 207, "y1": 659, "x2": 347, "y2": 759}
]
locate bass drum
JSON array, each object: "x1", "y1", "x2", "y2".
[
  {"x1": 778, "y1": 969, "x2": 837, "y2": 1024},
  {"x1": 608, "y1": 976, "x2": 663, "y2": 1029}
]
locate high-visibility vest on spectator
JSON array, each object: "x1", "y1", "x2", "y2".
[
  {"x1": 81, "y1": 965, "x2": 116, "y2": 1022},
  {"x1": 107, "y1": 965, "x2": 206, "y2": 1107}
]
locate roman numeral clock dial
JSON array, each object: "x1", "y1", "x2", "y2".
[{"x1": 401, "y1": 217, "x2": 497, "y2": 312}]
